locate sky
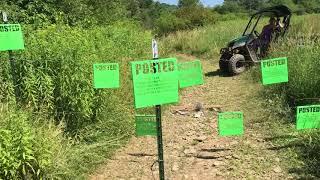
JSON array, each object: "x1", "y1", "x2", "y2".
[{"x1": 157, "y1": 0, "x2": 224, "y2": 7}]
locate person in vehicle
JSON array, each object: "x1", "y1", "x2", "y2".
[
  {"x1": 260, "y1": 17, "x2": 277, "y2": 45},
  {"x1": 257, "y1": 17, "x2": 277, "y2": 56}
]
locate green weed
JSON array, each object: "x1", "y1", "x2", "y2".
[{"x1": 0, "y1": 22, "x2": 153, "y2": 179}]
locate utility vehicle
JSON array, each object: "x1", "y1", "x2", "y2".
[{"x1": 219, "y1": 5, "x2": 292, "y2": 75}]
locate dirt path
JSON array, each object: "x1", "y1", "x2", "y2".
[{"x1": 89, "y1": 55, "x2": 293, "y2": 180}]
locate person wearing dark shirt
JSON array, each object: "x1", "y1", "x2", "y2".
[
  {"x1": 260, "y1": 17, "x2": 277, "y2": 45},
  {"x1": 253, "y1": 17, "x2": 277, "y2": 57}
]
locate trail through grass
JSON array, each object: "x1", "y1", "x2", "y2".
[
  {"x1": 90, "y1": 54, "x2": 297, "y2": 179},
  {"x1": 91, "y1": 14, "x2": 320, "y2": 179}
]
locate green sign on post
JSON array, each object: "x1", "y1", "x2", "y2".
[
  {"x1": 218, "y1": 112, "x2": 244, "y2": 136},
  {"x1": 297, "y1": 105, "x2": 320, "y2": 130},
  {"x1": 261, "y1": 57, "x2": 288, "y2": 85},
  {"x1": 178, "y1": 60, "x2": 204, "y2": 88},
  {"x1": 131, "y1": 58, "x2": 179, "y2": 109},
  {"x1": 135, "y1": 115, "x2": 157, "y2": 137},
  {"x1": 0, "y1": 24, "x2": 24, "y2": 51},
  {"x1": 93, "y1": 63, "x2": 119, "y2": 89}
]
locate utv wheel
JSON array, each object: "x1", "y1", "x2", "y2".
[
  {"x1": 219, "y1": 60, "x2": 228, "y2": 73},
  {"x1": 228, "y1": 54, "x2": 246, "y2": 75}
]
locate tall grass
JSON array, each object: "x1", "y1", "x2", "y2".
[
  {"x1": 262, "y1": 14, "x2": 320, "y2": 178},
  {"x1": 0, "y1": 22, "x2": 152, "y2": 178},
  {"x1": 0, "y1": 104, "x2": 67, "y2": 179},
  {"x1": 161, "y1": 19, "x2": 246, "y2": 58},
  {"x1": 266, "y1": 14, "x2": 320, "y2": 105},
  {"x1": 0, "y1": 22, "x2": 151, "y2": 133}
]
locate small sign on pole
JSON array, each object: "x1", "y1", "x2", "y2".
[
  {"x1": 261, "y1": 57, "x2": 288, "y2": 85},
  {"x1": 296, "y1": 105, "x2": 320, "y2": 130},
  {"x1": 178, "y1": 60, "x2": 204, "y2": 88},
  {"x1": 218, "y1": 112, "x2": 244, "y2": 136},
  {"x1": 135, "y1": 115, "x2": 157, "y2": 136},
  {"x1": 93, "y1": 63, "x2": 120, "y2": 89},
  {"x1": 2, "y1": 12, "x2": 21, "y2": 102},
  {"x1": 0, "y1": 24, "x2": 25, "y2": 51}
]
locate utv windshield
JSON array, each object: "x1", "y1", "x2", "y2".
[{"x1": 242, "y1": 14, "x2": 274, "y2": 36}]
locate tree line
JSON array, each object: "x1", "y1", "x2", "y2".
[
  {"x1": 1, "y1": 0, "x2": 319, "y2": 34},
  {"x1": 217, "y1": 0, "x2": 320, "y2": 14}
]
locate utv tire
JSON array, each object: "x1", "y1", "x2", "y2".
[
  {"x1": 219, "y1": 60, "x2": 228, "y2": 73},
  {"x1": 228, "y1": 54, "x2": 246, "y2": 75}
]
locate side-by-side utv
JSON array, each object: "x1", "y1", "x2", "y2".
[{"x1": 219, "y1": 5, "x2": 292, "y2": 75}]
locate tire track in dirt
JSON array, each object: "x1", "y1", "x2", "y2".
[{"x1": 89, "y1": 54, "x2": 293, "y2": 180}]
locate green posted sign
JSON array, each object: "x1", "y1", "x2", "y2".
[
  {"x1": 261, "y1": 57, "x2": 288, "y2": 85},
  {"x1": 135, "y1": 115, "x2": 157, "y2": 137},
  {"x1": 93, "y1": 63, "x2": 119, "y2": 89},
  {"x1": 131, "y1": 58, "x2": 179, "y2": 108},
  {"x1": 178, "y1": 60, "x2": 204, "y2": 88},
  {"x1": 0, "y1": 24, "x2": 24, "y2": 51},
  {"x1": 218, "y1": 112, "x2": 244, "y2": 136},
  {"x1": 297, "y1": 105, "x2": 320, "y2": 130}
]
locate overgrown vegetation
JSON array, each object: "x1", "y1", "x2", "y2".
[
  {"x1": 2, "y1": 0, "x2": 318, "y2": 35},
  {"x1": 259, "y1": 14, "x2": 320, "y2": 178},
  {"x1": 216, "y1": 0, "x2": 320, "y2": 14},
  {"x1": 0, "y1": 22, "x2": 152, "y2": 178},
  {"x1": 0, "y1": 107, "x2": 66, "y2": 179}
]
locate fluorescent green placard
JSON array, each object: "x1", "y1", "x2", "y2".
[
  {"x1": 297, "y1": 105, "x2": 320, "y2": 130},
  {"x1": 93, "y1": 63, "x2": 119, "y2": 89},
  {"x1": 261, "y1": 57, "x2": 288, "y2": 85},
  {"x1": 131, "y1": 58, "x2": 179, "y2": 108},
  {"x1": 0, "y1": 24, "x2": 25, "y2": 51},
  {"x1": 218, "y1": 112, "x2": 244, "y2": 136},
  {"x1": 178, "y1": 60, "x2": 204, "y2": 88},
  {"x1": 135, "y1": 115, "x2": 157, "y2": 137}
]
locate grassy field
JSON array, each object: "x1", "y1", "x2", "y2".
[{"x1": 162, "y1": 14, "x2": 320, "y2": 178}]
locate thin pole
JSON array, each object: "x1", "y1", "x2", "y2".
[
  {"x1": 152, "y1": 39, "x2": 165, "y2": 180},
  {"x1": 156, "y1": 105, "x2": 165, "y2": 180}
]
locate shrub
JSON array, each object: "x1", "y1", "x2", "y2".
[
  {"x1": 0, "y1": 21, "x2": 153, "y2": 178},
  {"x1": 0, "y1": 22, "x2": 152, "y2": 133},
  {"x1": 0, "y1": 107, "x2": 66, "y2": 179}
]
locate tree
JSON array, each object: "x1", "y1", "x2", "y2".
[{"x1": 178, "y1": 0, "x2": 201, "y2": 8}]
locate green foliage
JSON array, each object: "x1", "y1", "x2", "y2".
[
  {"x1": 256, "y1": 15, "x2": 320, "y2": 178},
  {"x1": 0, "y1": 108, "x2": 66, "y2": 179},
  {"x1": 0, "y1": 21, "x2": 152, "y2": 178},
  {"x1": 216, "y1": 0, "x2": 320, "y2": 14},
  {"x1": 156, "y1": 5, "x2": 218, "y2": 35},
  {"x1": 178, "y1": 0, "x2": 200, "y2": 8},
  {"x1": 161, "y1": 19, "x2": 247, "y2": 57},
  {"x1": 0, "y1": 0, "x2": 181, "y2": 30},
  {"x1": 0, "y1": 22, "x2": 152, "y2": 134},
  {"x1": 156, "y1": 12, "x2": 188, "y2": 35},
  {"x1": 293, "y1": 131, "x2": 320, "y2": 178},
  {"x1": 265, "y1": 14, "x2": 320, "y2": 106}
]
